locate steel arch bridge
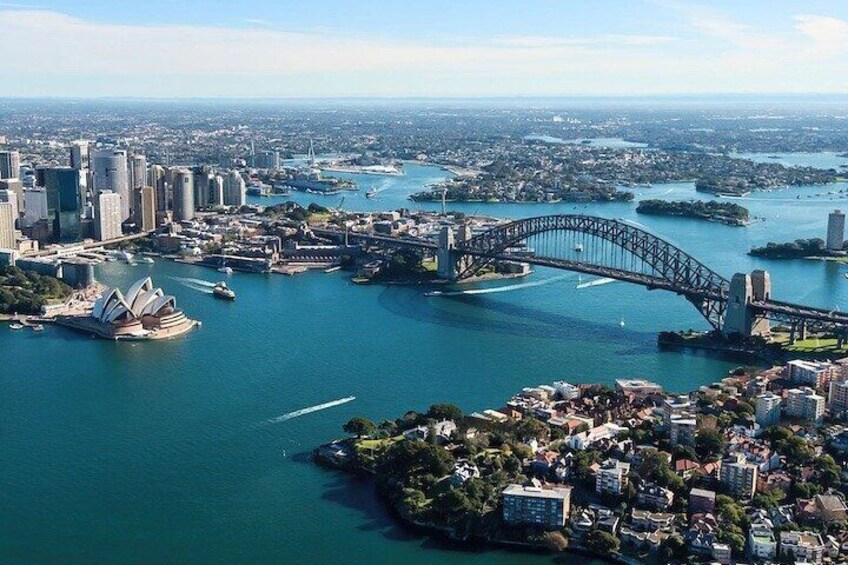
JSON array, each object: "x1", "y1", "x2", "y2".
[{"x1": 453, "y1": 215, "x2": 730, "y2": 328}]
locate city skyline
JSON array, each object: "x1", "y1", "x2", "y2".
[{"x1": 2, "y1": 0, "x2": 847, "y2": 98}]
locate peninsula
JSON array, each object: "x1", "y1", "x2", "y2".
[{"x1": 317, "y1": 358, "x2": 848, "y2": 563}]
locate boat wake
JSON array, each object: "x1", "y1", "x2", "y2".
[
  {"x1": 266, "y1": 396, "x2": 356, "y2": 425},
  {"x1": 182, "y1": 283, "x2": 213, "y2": 295},
  {"x1": 575, "y1": 277, "x2": 616, "y2": 289},
  {"x1": 173, "y1": 277, "x2": 217, "y2": 288},
  {"x1": 426, "y1": 274, "x2": 572, "y2": 297}
]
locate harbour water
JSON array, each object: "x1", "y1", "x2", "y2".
[{"x1": 3, "y1": 160, "x2": 848, "y2": 563}]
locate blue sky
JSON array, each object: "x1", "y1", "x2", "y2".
[{"x1": 2, "y1": 0, "x2": 848, "y2": 98}]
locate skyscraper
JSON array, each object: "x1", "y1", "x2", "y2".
[
  {"x1": 827, "y1": 210, "x2": 845, "y2": 251},
  {"x1": 90, "y1": 148, "x2": 130, "y2": 221},
  {"x1": 95, "y1": 191, "x2": 123, "y2": 241},
  {"x1": 70, "y1": 141, "x2": 90, "y2": 171},
  {"x1": 134, "y1": 186, "x2": 157, "y2": 232},
  {"x1": 129, "y1": 154, "x2": 148, "y2": 190},
  {"x1": 0, "y1": 189, "x2": 19, "y2": 229},
  {"x1": 0, "y1": 150, "x2": 21, "y2": 180},
  {"x1": 22, "y1": 188, "x2": 48, "y2": 227},
  {"x1": 171, "y1": 169, "x2": 195, "y2": 221},
  {"x1": 0, "y1": 179, "x2": 24, "y2": 220},
  {"x1": 0, "y1": 202, "x2": 16, "y2": 249},
  {"x1": 194, "y1": 170, "x2": 212, "y2": 209},
  {"x1": 147, "y1": 165, "x2": 168, "y2": 212},
  {"x1": 211, "y1": 174, "x2": 224, "y2": 206},
  {"x1": 223, "y1": 170, "x2": 246, "y2": 207},
  {"x1": 43, "y1": 167, "x2": 85, "y2": 242}
]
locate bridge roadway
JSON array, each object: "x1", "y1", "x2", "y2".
[{"x1": 313, "y1": 226, "x2": 848, "y2": 331}]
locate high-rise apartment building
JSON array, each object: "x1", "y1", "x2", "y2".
[
  {"x1": 785, "y1": 387, "x2": 825, "y2": 423},
  {"x1": 755, "y1": 391, "x2": 782, "y2": 427},
  {"x1": 223, "y1": 170, "x2": 246, "y2": 207},
  {"x1": 827, "y1": 209, "x2": 846, "y2": 251},
  {"x1": 95, "y1": 191, "x2": 123, "y2": 241},
  {"x1": 720, "y1": 453, "x2": 758, "y2": 499}
]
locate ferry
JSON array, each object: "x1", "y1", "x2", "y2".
[{"x1": 212, "y1": 281, "x2": 236, "y2": 300}]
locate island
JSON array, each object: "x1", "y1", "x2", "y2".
[
  {"x1": 748, "y1": 238, "x2": 832, "y2": 259},
  {"x1": 636, "y1": 200, "x2": 749, "y2": 226},
  {"x1": 316, "y1": 359, "x2": 848, "y2": 563}
]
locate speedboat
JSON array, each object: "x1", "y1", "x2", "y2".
[
  {"x1": 213, "y1": 281, "x2": 236, "y2": 300},
  {"x1": 32, "y1": 324, "x2": 44, "y2": 332},
  {"x1": 365, "y1": 189, "x2": 378, "y2": 199},
  {"x1": 9, "y1": 323, "x2": 24, "y2": 330},
  {"x1": 218, "y1": 266, "x2": 234, "y2": 274}
]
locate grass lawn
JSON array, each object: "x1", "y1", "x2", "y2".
[{"x1": 770, "y1": 332, "x2": 848, "y2": 353}]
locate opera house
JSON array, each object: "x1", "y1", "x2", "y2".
[{"x1": 58, "y1": 277, "x2": 198, "y2": 340}]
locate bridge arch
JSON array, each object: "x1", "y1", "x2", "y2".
[{"x1": 454, "y1": 215, "x2": 730, "y2": 328}]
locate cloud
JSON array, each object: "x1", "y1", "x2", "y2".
[
  {"x1": 794, "y1": 14, "x2": 848, "y2": 57},
  {"x1": 0, "y1": 7, "x2": 846, "y2": 97}
]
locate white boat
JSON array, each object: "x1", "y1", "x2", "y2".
[
  {"x1": 32, "y1": 324, "x2": 44, "y2": 332},
  {"x1": 619, "y1": 317, "x2": 625, "y2": 328},
  {"x1": 365, "y1": 188, "x2": 378, "y2": 199},
  {"x1": 9, "y1": 323, "x2": 24, "y2": 330},
  {"x1": 139, "y1": 257, "x2": 154, "y2": 264},
  {"x1": 213, "y1": 281, "x2": 236, "y2": 300},
  {"x1": 218, "y1": 266, "x2": 234, "y2": 274},
  {"x1": 574, "y1": 243, "x2": 584, "y2": 252}
]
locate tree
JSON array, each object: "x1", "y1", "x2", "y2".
[
  {"x1": 426, "y1": 403, "x2": 463, "y2": 422},
  {"x1": 660, "y1": 533, "x2": 687, "y2": 561},
  {"x1": 585, "y1": 530, "x2": 620, "y2": 556},
  {"x1": 343, "y1": 417, "x2": 376, "y2": 438},
  {"x1": 695, "y1": 429, "x2": 726, "y2": 460},
  {"x1": 540, "y1": 531, "x2": 569, "y2": 552},
  {"x1": 515, "y1": 417, "x2": 549, "y2": 441}
]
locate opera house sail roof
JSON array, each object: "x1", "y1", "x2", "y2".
[{"x1": 92, "y1": 277, "x2": 178, "y2": 325}]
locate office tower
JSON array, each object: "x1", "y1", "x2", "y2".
[
  {"x1": 147, "y1": 165, "x2": 168, "y2": 212},
  {"x1": 827, "y1": 210, "x2": 845, "y2": 251},
  {"x1": 42, "y1": 167, "x2": 85, "y2": 242},
  {"x1": 90, "y1": 148, "x2": 130, "y2": 221},
  {"x1": 0, "y1": 202, "x2": 15, "y2": 248},
  {"x1": 0, "y1": 150, "x2": 21, "y2": 180},
  {"x1": 171, "y1": 169, "x2": 195, "y2": 221},
  {"x1": 134, "y1": 186, "x2": 157, "y2": 232},
  {"x1": 0, "y1": 189, "x2": 19, "y2": 229},
  {"x1": 0, "y1": 179, "x2": 24, "y2": 217},
  {"x1": 223, "y1": 170, "x2": 246, "y2": 207},
  {"x1": 70, "y1": 141, "x2": 90, "y2": 171},
  {"x1": 755, "y1": 391, "x2": 782, "y2": 427},
  {"x1": 22, "y1": 188, "x2": 48, "y2": 227},
  {"x1": 128, "y1": 154, "x2": 148, "y2": 190},
  {"x1": 211, "y1": 174, "x2": 224, "y2": 206},
  {"x1": 95, "y1": 191, "x2": 123, "y2": 241}
]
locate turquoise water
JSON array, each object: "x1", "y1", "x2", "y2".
[{"x1": 3, "y1": 160, "x2": 848, "y2": 563}]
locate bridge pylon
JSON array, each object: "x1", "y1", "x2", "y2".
[
  {"x1": 437, "y1": 225, "x2": 472, "y2": 281},
  {"x1": 722, "y1": 271, "x2": 771, "y2": 337}
]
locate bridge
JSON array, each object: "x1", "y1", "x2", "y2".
[{"x1": 313, "y1": 215, "x2": 848, "y2": 338}]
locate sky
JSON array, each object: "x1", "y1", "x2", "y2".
[{"x1": 2, "y1": 0, "x2": 848, "y2": 99}]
